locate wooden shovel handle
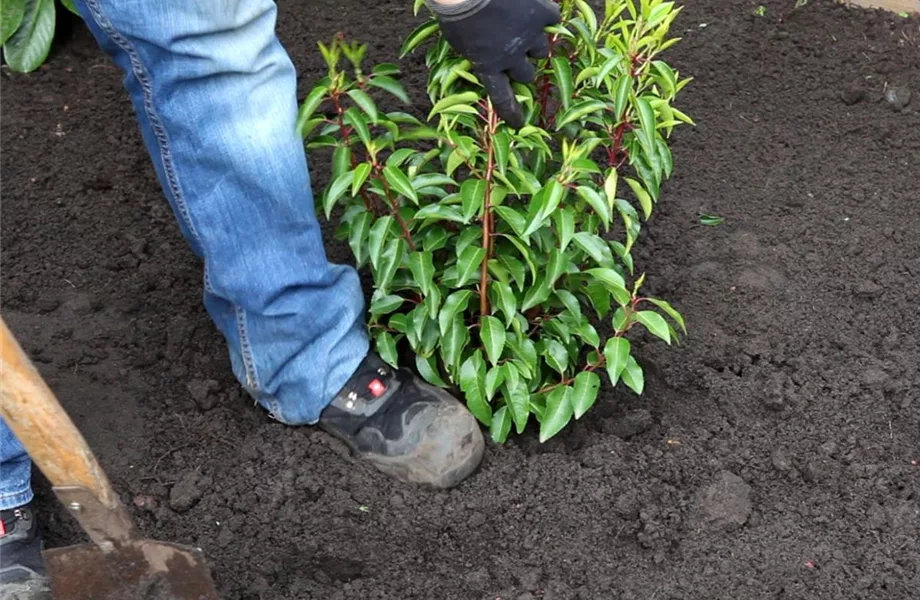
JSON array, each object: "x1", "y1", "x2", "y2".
[{"x1": 0, "y1": 316, "x2": 121, "y2": 510}]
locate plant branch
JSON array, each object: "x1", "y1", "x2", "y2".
[
  {"x1": 376, "y1": 170, "x2": 417, "y2": 251},
  {"x1": 479, "y1": 104, "x2": 498, "y2": 317}
]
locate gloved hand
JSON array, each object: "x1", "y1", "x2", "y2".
[{"x1": 429, "y1": 0, "x2": 561, "y2": 128}]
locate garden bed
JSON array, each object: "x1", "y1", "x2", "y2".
[{"x1": 2, "y1": 0, "x2": 919, "y2": 598}]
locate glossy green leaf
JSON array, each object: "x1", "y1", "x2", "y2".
[
  {"x1": 323, "y1": 170, "x2": 355, "y2": 219},
  {"x1": 539, "y1": 386, "x2": 573, "y2": 442},
  {"x1": 603, "y1": 337, "x2": 630, "y2": 386},
  {"x1": 406, "y1": 251, "x2": 434, "y2": 297},
  {"x1": 347, "y1": 89, "x2": 379, "y2": 124},
  {"x1": 576, "y1": 186, "x2": 612, "y2": 228},
  {"x1": 3, "y1": 0, "x2": 54, "y2": 73},
  {"x1": 459, "y1": 351, "x2": 491, "y2": 425},
  {"x1": 461, "y1": 179, "x2": 487, "y2": 221},
  {"x1": 492, "y1": 280, "x2": 517, "y2": 327},
  {"x1": 369, "y1": 293, "x2": 404, "y2": 315},
  {"x1": 377, "y1": 237, "x2": 406, "y2": 292},
  {"x1": 553, "y1": 207, "x2": 575, "y2": 251},
  {"x1": 480, "y1": 316, "x2": 506, "y2": 366},
  {"x1": 344, "y1": 107, "x2": 371, "y2": 146},
  {"x1": 351, "y1": 162, "x2": 373, "y2": 197},
  {"x1": 368, "y1": 215, "x2": 394, "y2": 270},
  {"x1": 439, "y1": 290, "x2": 473, "y2": 336},
  {"x1": 621, "y1": 355, "x2": 644, "y2": 394},
  {"x1": 646, "y1": 298, "x2": 686, "y2": 333},
  {"x1": 493, "y1": 131, "x2": 510, "y2": 174},
  {"x1": 414, "y1": 204, "x2": 466, "y2": 223},
  {"x1": 441, "y1": 315, "x2": 470, "y2": 373},
  {"x1": 485, "y1": 365, "x2": 505, "y2": 400},
  {"x1": 429, "y1": 91, "x2": 481, "y2": 119},
  {"x1": 555, "y1": 99, "x2": 608, "y2": 130},
  {"x1": 332, "y1": 145, "x2": 352, "y2": 180},
  {"x1": 368, "y1": 75, "x2": 410, "y2": 104},
  {"x1": 572, "y1": 232, "x2": 614, "y2": 267},
  {"x1": 416, "y1": 353, "x2": 449, "y2": 387},
  {"x1": 505, "y1": 381, "x2": 530, "y2": 434},
  {"x1": 625, "y1": 177, "x2": 653, "y2": 219},
  {"x1": 543, "y1": 339, "x2": 569, "y2": 375},
  {"x1": 383, "y1": 166, "x2": 419, "y2": 204},
  {"x1": 572, "y1": 371, "x2": 601, "y2": 419},
  {"x1": 400, "y1": 19, "x2": 439, "y2": 57},
  {"x1": 455, "y1": 246, "x2": 486, "y2": 287},
  {"x1": 634, "y1": 310, "x2": 671, "y2": 344},
  {"x1": 551, "y1": 56, "x2": 574, "y2": 110},
  {"x1": 1, "y1": 0, "x2": 25, "y2": 45},
  {"x1": 347, "y1": 210, "x2": 372, "y2": 264},
  {"x1": 490, "y1": 406, "x2": 512, "y2": 443},
  {"x1": 375, "y1": 331, "x2": 399, "y2": 367}
]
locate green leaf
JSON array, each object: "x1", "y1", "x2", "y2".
[
  {"x1": 373, "y1": 62, "x2": 401, "y2": 76},
  {"x1": 408, "y1": 251, "x2": 435, "y2": 296},
  {"x1": 595, "y1": 52, "x2": 624, "y2": 86},
  {"x1": 539, "y1": 386, "x2": 573, "y2": 442},
  {"x1": 1, "y1": 0, "x2": 25, "y2": 46},
  {"x1": 349, "y1": 163, "x2": 372, "y2": 198},
  {"x1": 521, "y1": 276, "x2": 551, "y2": 312},
  {"x1": 604, "y1": 169, "x2": 618, "y2": 209},
  {"x1": 493, "y1": 131, "x2": 511, "y2": 174},
  {"x1": 576, "y1": 186, "x2": 612, "y2": 228},
  {"x1": 613, "y1": 75, "x2": 631, "y2": 117},
  {"x1": 368, "y1": 75, "x2": 410, "y2": 104},
  {"x1": 383, "y1": 166, "x2": 419, "y2": 204},
  {"x1": 460, "y1": 351, "x2": 491, "y2": 426},
  {"x1": 490, "y1": 406, "x2": 512, "y2": 443},
  {"x1": 480, "y1": 316, "x2": 506, "y2": 366},
  {"x1": 461, "y1": 179, "x2": 487, "y2": 221},
  {"x1": 604, "y1": 337, "x2": 631, "y2": 386},
  {"x1": 499, "y1": 254, "x2": 527, "y2": 291},
  {"x1": 494, "y1": 206, "x2": 528, "y2": 238},
  {"x1": 491, "y1": 280, "x2": 517, "y2": 327},
  {"x1": 551, "y1": 56, "x2": 574, "y2": 110},
  {"x1": 347, "y1": 210, "x2": 372, "y2": 264},
  {"x1": 377, "y1": 237, "x2": 406, "y2": 292},
  {"x1": 634, "y1": 311, "x2": 671, "y2": 344},
  {"x1": 347, "y1": 89, "x2": 379, "y2": 124},
  {"x1": 543, "y1": 339, "x2": 569, "y2": 375},
  {"x1": 485, "y1": 366, "x2": 505, "y2": 400},
  {"x1": 575, "y1": 321, "x2": 600, "y2": 347},
  {"x1": 572, "y1": 371, "x2": 601, "y2": 419},
  {"x1": 635, "y1": 96, "x2": 656, "y2": 152},
  {"x1": 553, "y1": 207, "x2": 575, "y2": 251},
  {"x1": 455, "y1": 246, "x2": 486, "y2": 287},
  {"x1": 625, "y1": 177, "x2": 653, "y2": 219},
  {"x1": 414, "y1": 204, "x2": 466, "y2": 223},
  {"x1": 572, "y1": 232, "x2": 614, "y2": 267},
  {"x1": 368, "y1": 215, "x2": 394, "y2": 270},
  {"x1": 411, "y1": 173, "x2": 457, "y2": 189},
  {"x1": 400, "y1": 19, "x2": 439, "y2": 56},
  {"x1": 323, "y1": 170, "x2": 355, "y2": 219},
  {"x1": 555, "y1": 99, "x2": 608, "y2": 130},
  {"x1": 332, "y1": 145, "x2": 352, "y2": 180},
  {"x1": 441, "y1": 315, "x2": 470, "y2": 373},
  {"x1": 386, "y1": 148, "x2": 416, "y2": 168},
  {"x1": 700, "y1": 213, "x2": 724, "y2": 226},
  {"x1": 416, "y1": 354, "x2": 448, "y2": 387},
  {"x1": 429, "y1": 91, "x2": 481, "y2": 119},
  {"x1": 344, "y1": 107, "x2": 371, "y2": 147},
  {"x1": 505, "y1": 381, "x2": 531, "y2": 434},
  {"x1": 375, "y1": 331, "x2": 399, "y2": 367},
  {"x1": 439, "y1": 290, "x2": 473, "y2": 336},
  {"x1": 554, "y1": 289, "x2": 582, "y2": 318},
  {"x1": 369, "y1": 293, "x2": 404, "y2": 316},
  {"x1": 524, "y1": 179, "x2": 565, "y2": 236},
  {"x1": 646, "y1": 298, "x2": 686, "y2": 333},
  {"x1": 621, "y1": 355, "x2": 644, "y2": 394},
  {"x1": 585, "y1": 268, "x2": 627, "y2": 293},
  {"x1": 3, "y1": 0, "x2": 54, "y2": 73}
]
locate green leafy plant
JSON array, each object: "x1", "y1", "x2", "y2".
[
  {"x1": 299, "y1": 0, "x2": 693, "y2": 443},
  {"x1": 2, "y1": 0, "x2": 80, "y2": 73}
]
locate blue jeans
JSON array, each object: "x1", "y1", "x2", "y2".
[{"x1": 0, "y1": 0, "x2": 369, "y2": 510}]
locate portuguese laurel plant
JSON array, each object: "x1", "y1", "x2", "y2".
[{"x1": 298, "y1": 0, "x2": 693, "y2": 443}]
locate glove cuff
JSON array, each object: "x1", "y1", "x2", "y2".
[{"x1": 427, "y1": 0, "x2": 492, "y2": 21}]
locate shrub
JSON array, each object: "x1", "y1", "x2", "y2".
[{"x1": 299, "y1": 0, "x2": 693, "y2": 443}]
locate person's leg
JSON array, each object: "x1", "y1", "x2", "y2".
[
  {"x1": 72, "y1": 0, "x2": 366, "y2": 425},
  {"x1": 70, "y1": 0, "x2": 483, "y2": 487},
  {"x1": 0, "y1": 418, "x2": 47, "y2": 593}
]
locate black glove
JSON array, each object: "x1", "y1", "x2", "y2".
[{"x1": 430, "y1": 0, "x2": 561, "y2": 128}]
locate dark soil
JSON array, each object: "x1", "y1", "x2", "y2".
[{"x1": 3, "y1": 1, "x2": 919, "y2": 598}]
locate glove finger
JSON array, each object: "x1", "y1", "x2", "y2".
[
  {"x1": 508, "y1": 59, "x2": 536, "y2": 84},
  {"x1": 527, "y1": 35, "x2": 551, "y2": 60},
  {"x1": 479, "y1": 71, "x2": 525, "y2": 128},
  {"x1": 537, "y1": 0, "x2": 562, "y2": 24}
]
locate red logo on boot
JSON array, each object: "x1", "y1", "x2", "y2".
[{"x1": 368, "y1": 378, "x2": 386, "y2": 398}]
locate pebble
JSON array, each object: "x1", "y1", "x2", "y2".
[
  {"x1": 772, "y1": 449, "x2": 792, "y2": 472},
  {"x1": 884, "y1": 85, "x2": 912, "y2": 111}
]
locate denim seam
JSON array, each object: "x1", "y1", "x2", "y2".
[
  {"x1": 234, "y1": 305, "x2": 262, "y2": 394},
  {"x1": 0, "y1": 489, "x2": 34, "y2": 511},
  {"x1": 82, "y1": 0, "x2": 202, "y2": 251}
]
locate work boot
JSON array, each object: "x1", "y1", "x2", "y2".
[
  {"x1": 319, "y1": 353, "x2": 484, "y2": 488},
  {"x1": 0, "y1": 502, "x2": 51, "y2": 600}
]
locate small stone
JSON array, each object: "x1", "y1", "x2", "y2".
[
  {"x1": 884, "y1": 86, "x2": 911, "y2": 111},
  {"x1": 855, "y1": 281, "x2": 882, "y2": 298},
  {"x1": 603, "y1": 409, "x2": 653, "y2": 439},
  {"x1": 772, "y1": 449, "x2": 792, "y2": 472},
  {"x1": 132, "y1": 494, "x2": 158, "y2": 512},
  {"x1": 841, "y1": 86, "x2": 865, "y2": 106},
  {"x1": 801, "y1": 460, "x2": 820, "y2": 483},
  {"x1": 762, "y1": 373, "x2": 787, "y2": 412},
  {"x1": 169, "y1": 469, "x2": 209, "y2": 513},
  {"x1": 862, "y1": 368, "x2": 888, "y2": 386},
  {"x1": 695, "y1": 471, "x2": 753, "y2": 531},
  {"x1": 187, "y1": 379, "x2": 220, "y2": 411}
]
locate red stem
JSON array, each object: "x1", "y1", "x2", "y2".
[{"x1": 479, "y1": 105, "x2": 498, "y2": 316}]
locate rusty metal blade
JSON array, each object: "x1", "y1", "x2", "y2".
[{"x1": 44, "y1": 539, "x2": 219, "y2": 600}]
